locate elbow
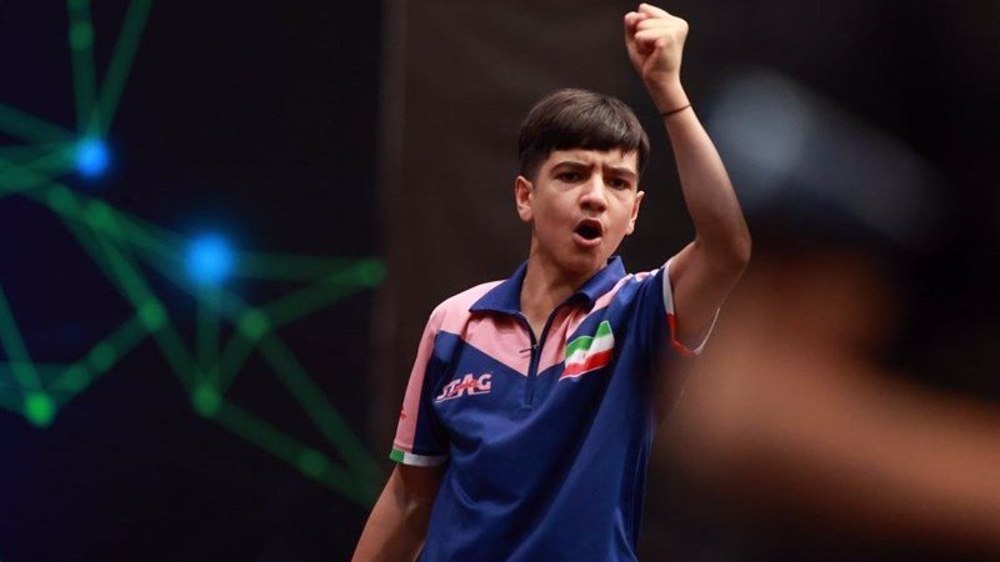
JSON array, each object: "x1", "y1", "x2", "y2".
[
  {"x1": 389, "y1": 465, "x2": 441, "y2": 522},
  {"x1": 696, "y1": 216, "x2": 752, "y2": 275},
  {"x1": 732, "y1": 229, "x2": 752, "y2": 270},
  {"x1": 399, "y1": 494, "x2": 434, "y2": 521},
  {"x1": 710, "y1": 228, "x2": 751, "y2": 276},
  {"x1": 391, "y1": 485, "x2": 435, "y2": 523}
]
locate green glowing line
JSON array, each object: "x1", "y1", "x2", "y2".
[
  {"x1": 213, "y1": 294, "x2": 270, "y2": 393},
  {"x1": 94, "y1": 203, "x2": 187, "y2": 253},
  {"x1": 89, "y1": 234, "x2": 198, "y2": 392},
  {"x1": 0, "y1": 388, "x2": 24, "y2": 414},
  {"x1": 196, "y1": 286, "x2": 221, "y2": 386},
  {"x1": 47, "y1": 195, "x2": 154, "y2": 324},
  {"x1": 0, "y1": 287, "x2": 42, "y2": 391},
  {"x1": 97, "y1": 0, "x2": 153, "y2": 135},
  {"x1": 67, "y1": 0, "x2": 99, "y2": 134},
  {"x1": 47, "y1": 363, "x2": 93, "y2": 396},
  {"x1": 237, "y1": 253, "x2": 358, "y2": 281},
  {"x1": 41, "y1": 187, "x2": 184, "y2": 265},
  {"x1": 10, "y1": 180, "x2": 382, "y2": 500},
  {"x1": 131, "y1": 242, "x2": 382, "y2": 491},
  {"x1": 0, "y1": 170, "x2": 52, "y2": 197},
  {"x1": 151, "y1": 327, "x2": 198, "y2": 393},
  {"x1": 259, "y1": 260, "x2": 383, "y2": 328},
  {"x1": 27, "y1": 178, "x2": 66, "y2": 203},
  {"x1": 125, "y1": 241, "x2": 260, "y2": 392},
  {"x1": 0, "y1": 158, "x2": 61, "y2": 197},
  {"x1": 49, "y1": 313, "x2": 150, "y2": 401},
  {"x1": 20, "y1": 146, "x2": 75, "y2": 175},
  {"x1": 133, "y1": 237, "x2": 245, "y2": 317},
  {"x1": 0, "y1": 364, "x2": 70, "y2": 388},
  {"x1": 0, "y1": 142, "x2": 70, "y2": 161},
  {"x1": 116, "y1": 243, "x2": 276, "y2": 398},
  {"x1": 262, "y1": 281, "x2": 362, "y2": 329},
  {"x1": 117, "y1": 219, "x2": 180, "y2": 264},
  {"x1": 44, "y1": 189, "x2": 128, "y2": 285},
  {"x1": 47, "y1": 194, "x2": 377, "y2": 345},
  {"x1": 212, "y1": 399, "x2": 372, "y2": 507},
  {"x1": 216, "y1": 331, "x2": 256, "y2": 393},
  {"x1": 214, "y1": 296, "x2": 270, "y2": 394},
  {"x1": 42, "y1": 196, "x2": 198, "y2": 393},
  {"x1": 0, "y1": 104, "x2": 74, "y2": 143},
  {"x1": 116, "y1": 211, "x2": 185, "y2": 247},
  {"x1": 91, "y1": 226, "x2": 155, "y2": 307},
  {"x1": 8, "y1": 150, "x2": 67, "y2": 172},
  {"x1": 257, "y1": 333, "x2": 381, "y2": 496}
]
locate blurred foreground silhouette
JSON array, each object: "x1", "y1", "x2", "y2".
[{"x1": 652, "y1": 70, "x2": 1000, "y2": 560}]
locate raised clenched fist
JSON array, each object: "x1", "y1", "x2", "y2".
[{"x1": 624, "y1": 4, "x2": 689, "y2": 112}]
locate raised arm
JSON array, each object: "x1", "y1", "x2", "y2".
[
  {"x1": 352, "y1": 463, "x2": 444, "y2": 561},
  {"x1": 625, "y1": 3, "x2": 750, "y2": 348}
]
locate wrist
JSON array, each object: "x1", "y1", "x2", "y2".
[
  {"x1": 660, "y1": 103, "x2": 692, "y2": 118},
  {"x1": 646, "y1": 77, "x2": 688, "y2": 114}
]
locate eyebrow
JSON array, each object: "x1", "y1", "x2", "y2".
[
  {"x1": 552, "y1": 160, "x2": 638, "y2": 180},
  {"x1": 605, "y1": 165, "x2": 638, "y2": 181}
]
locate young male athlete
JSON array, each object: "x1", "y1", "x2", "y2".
[{"x1": 354, "y1": 4, "x2": 750, "y2": 560}]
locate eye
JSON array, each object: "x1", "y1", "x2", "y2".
[
  {"x1": 557, "y1": 171, "x2": 583, "y2": 182},
  {"x1": 607, "y1": 177, "x2": 631, "y2": 190}
]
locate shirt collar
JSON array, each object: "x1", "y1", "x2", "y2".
[{"x1": 470, "y1": 256, "x2": 627, "y2": 315}]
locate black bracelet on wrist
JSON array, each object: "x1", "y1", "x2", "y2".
[{"x1": 660, "y1": 103, "x2": 692, "y2": 118}]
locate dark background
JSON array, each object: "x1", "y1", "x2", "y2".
[
  {"x1": 2, "y1": 1, "x2": 999, "y2": 560},
  {"x1": 1, "y1": 1, "x2": 380, "y2": 561}
]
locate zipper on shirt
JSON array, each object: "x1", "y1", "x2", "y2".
[{"x1": 517, "y1": 309, "x2": 560, "y2": 408}]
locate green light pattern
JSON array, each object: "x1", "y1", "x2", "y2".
[
  {"x1": 0, "y1": 288, "x2": 43, "y2": 392},
  {"x1": 0, "y1": 105, "x2": 74, "y2": 143},
  {"x1": 68, "y1": 0, "x2": 99, "y2": 134},
  {"x1": 97, "y1": 0, "x2": 153, "y2": 136},
  {"x1": 0, "y1": 0, "x2": 384, "y2": 507},
  {"x1": 24, "y1": 392, "x2": 55, "y2": 427}
]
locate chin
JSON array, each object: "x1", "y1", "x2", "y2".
[{"x1": 561, "y1": 253, "x2": 606, "y2": 278}]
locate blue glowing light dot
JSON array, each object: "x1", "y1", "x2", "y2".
[
  {"x1": 75, "y1": 138, "x2": 110, "y2": 177},
  {"x1": 186, "y1": 234, "x2": 234, "y2": 285}
]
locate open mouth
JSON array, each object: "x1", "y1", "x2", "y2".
[{"x1": 574, "y1": 220, "x2": 603, "y2": 242}]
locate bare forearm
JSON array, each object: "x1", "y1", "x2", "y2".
[
  {"x1": 353, "y1": 498, "x2": 427, "y2": 561},
  {"x1": 655, "y1": 81, "x2": 749, "y2": 263},
  {"x1": 624, "y1": 3, "x2": 749, "y2": 263},
  {"x1": 353, "y1": 465, "x2": 439, "y2": 562},
  {"x1": 625, "y1": 5, "x2": 750, "y2": 342}
]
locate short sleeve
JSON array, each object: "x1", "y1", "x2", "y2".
[
  {"x1": 390, "y1": 308, "x2": 449, "y2": 467},
  {"x1": 662, "y1": 257, "x2": 718, "y2": 356}
]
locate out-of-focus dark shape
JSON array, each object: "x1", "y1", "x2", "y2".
[
  {"x1": 710, "y1": 68, "x2": 943, "y2": 255},
  {"x1": 654, "y1": 69, "x2": 1000, "y2": 559}
]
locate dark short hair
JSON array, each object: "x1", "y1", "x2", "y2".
[{"x1": 518, "y1": 88, "x2": 650, "y2": 180}]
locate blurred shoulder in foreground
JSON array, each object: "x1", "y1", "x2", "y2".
[{"x1": 649, "y1": 69, "x2": 1000, "y2": 561}]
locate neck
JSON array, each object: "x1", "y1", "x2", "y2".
[{"x1": 519, "y1": 245, "x2": 600, "y2": 325}]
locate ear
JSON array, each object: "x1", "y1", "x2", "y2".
[
  {"x1": 514, "y1": 175, "x2": 534, "y2": 223},
  {"x1": 625, "y1": 190, "x2": 644, "y2": 235}
]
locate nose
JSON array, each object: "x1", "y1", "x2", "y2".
[{"x1": 579, "y1": 177, "x2": 608, "y2": 213}]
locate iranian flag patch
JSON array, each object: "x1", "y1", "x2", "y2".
[{"x1": 561, "y1": 320, "x2": 615, "y2": 379}]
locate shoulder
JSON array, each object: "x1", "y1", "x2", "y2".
[
  {"x1": 591, "y1": 265, "x2": 666, "y2": 310},
  {"x1": 426, "y1": 280, "x2": 503, "y2": 331}
]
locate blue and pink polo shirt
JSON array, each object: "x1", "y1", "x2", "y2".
[{"x1": 391, "y1": 256, "x2": 705, "y2": 561}]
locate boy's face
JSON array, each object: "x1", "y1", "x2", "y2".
[{"x1": 515, "y1": 148, "x2": 644, "y2": 279}]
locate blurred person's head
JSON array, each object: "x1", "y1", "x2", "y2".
[
  {"x1": 703, "y1": 68, "x2": 947, "y2": 353},
  {"x1": 708, "y1": 68, "x2": 943, "y2": 264}
]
